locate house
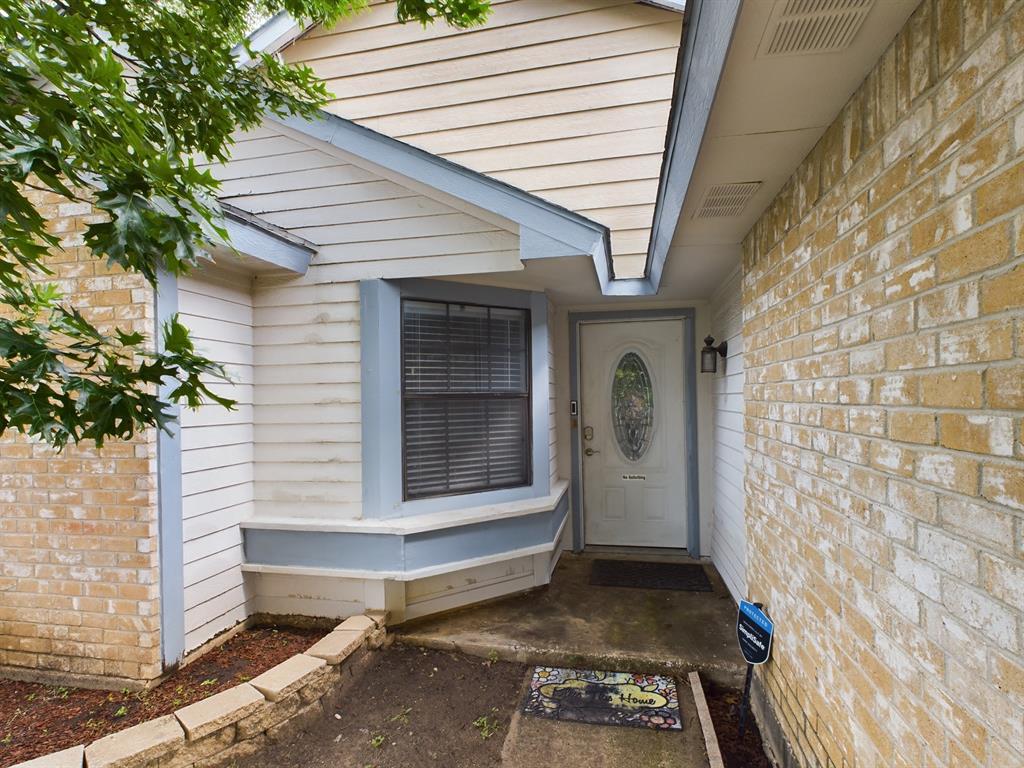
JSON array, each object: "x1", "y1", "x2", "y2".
[{"x1": 2, "y1": 0, "x2": 1022, "y2": 766}]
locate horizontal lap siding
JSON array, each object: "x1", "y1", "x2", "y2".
[
  {"x1": 199, "y1": 118, "x2": 525, "y2": 521},
  {"x1": 282, "y1": 0, "x2": 682, "y2": 279},
  {"x1": 253, "y1": 278, "x2": 362, "y2": 519},
  {"x1": 206, "y1": 128, "x2": 522, "y2": 282},
  {"x1": 178, "y1": 266, "x2": 255, "y2": 652},
  {"x1": 710, "y1": 268, "x2": 747, "y2": 604}
]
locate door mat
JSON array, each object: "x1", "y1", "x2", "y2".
[
  {"x1": 522, "y1": 667, "x2": 682, "y2": 730},
  {"x1": 589, "y1": 559, "x2": 712, "y2": 591}
]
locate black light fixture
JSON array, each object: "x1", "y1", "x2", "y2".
[{"x1": 701, "y1": 335, "x2": 728, "y2": 373}]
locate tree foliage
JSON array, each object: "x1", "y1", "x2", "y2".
[{"x1": 0, "y1": 0, "x2": 490, "y2": 448}]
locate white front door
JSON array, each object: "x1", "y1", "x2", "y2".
[{"x1": 580, "y1": 319, "x2": 687, "y2": 548}]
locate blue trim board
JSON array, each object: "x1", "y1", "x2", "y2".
[
  {"x1": 271, "y1": 110, "x2": 608, "y2": 258},
  {"x1": 155, "y1": 270, "x2": 185, "y2": 669},
  {"x1": 218, "y1": 203, "x2": 316, "y2": 275},
  {"x1": 245, "y1": 0, "x2": 738, "y2": 297},
  {"x1": 243, "y1": 493, "x2": 569, "y2": 575},
  {"x1": 360, "y1": 278, "x2": 552, "y2": 519},
  {"x1": 245, "y1": 0, "x2": 724, "y2": 296},
  {"x1": 644, "y1": 0, "x2": 741, "y2": 293},
  {"x1": 567, "y1": 308, "x2": 701, "y2": 556}
]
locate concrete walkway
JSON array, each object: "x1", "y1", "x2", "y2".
[{"x1": 398, "y1": 552, "x2": 746, "y2": 688}]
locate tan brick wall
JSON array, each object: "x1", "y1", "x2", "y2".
[
  {"x1": 741, "y1": 0, "x2": 1024, "y2": 765},
  {"x1": 0, "y1": 189, "x2": 162, "y2": 685}
]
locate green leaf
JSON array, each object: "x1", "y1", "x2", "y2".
[{"x1": 0, "y1": 0, "x2": 490, "y2": 450}]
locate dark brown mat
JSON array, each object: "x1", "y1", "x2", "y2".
[{"x1": 589, "y1": 559, "x2": 712, "y2": 591}]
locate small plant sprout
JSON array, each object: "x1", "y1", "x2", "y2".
[
  {"x1": 370, "y1": 734, "x2": 386, "y2": 748},
  {"x1": 389, "y1": 707, "x2": 412, "y2": 724},
  {"x1": 113, "y1": 705, "x2": 129, "y2": 718},
  {"x1": 486, "y1": 650, "x2": 500, "y2": 664},
  {"x1": 200, "y1": 678, "x2": 218, "y2": 687},
  {"x1": 473, "y1": 709, "x2": 501, "y2": 739}
]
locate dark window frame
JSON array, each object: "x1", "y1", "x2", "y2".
[{"x1": 400, "y1": 297, "x2": 533, "y2": 501}]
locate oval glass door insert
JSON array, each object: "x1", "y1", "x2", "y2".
[{"x1": 611, "y1": 352, "x2": 654, "y2": 462}]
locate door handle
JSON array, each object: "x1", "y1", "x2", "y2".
[{"x1": 584, "y1": 447, "x2": 600, "y2": 457}]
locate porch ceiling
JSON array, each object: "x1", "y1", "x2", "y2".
[{"x1": 660, "y1": 0, "x2": 921, "y2": 299}]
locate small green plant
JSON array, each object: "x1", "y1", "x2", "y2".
[
  {"x1": 389, "y1": 707, "x2": 412, "y2": 724},
  {"x1": 370, "y1": 734, "x2": 386, "y2": 749},
  {"x1": 26, "y1": 692, "x2": 36, "y2": 702},
  {"x1": 113, "y1": 705, "x2": 129, "y2": 718},
  {"x1": 1, "y1": 732, "x2": 12, "y2": 746},
  {"x1": 486, "y1": 650, "x2": 500, "y2": 664},
  {"x1": 473, "y1": 710, "x2": 501, "y2": 740},
  {"x1": 200, "y1": 678, "x2": 218, "y2": 687}
]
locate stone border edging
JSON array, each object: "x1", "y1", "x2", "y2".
[
  {"x1": 9, "y1": 614, "x2": 387, "y2": 768},
  {"x1": 688, "y1": 671, "x2": 725, "y2": 768}
]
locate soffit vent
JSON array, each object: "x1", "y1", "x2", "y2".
[
  {"x1": 694, "y1": 182, "x2": 762, "y2": 219},
  {"x1": 758, "y1": 0, "x2": 874, "y2": 58}
]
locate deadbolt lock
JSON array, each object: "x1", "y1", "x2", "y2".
[{"x1": 583, "y1": 426, "x2": 594, "y2": 441}]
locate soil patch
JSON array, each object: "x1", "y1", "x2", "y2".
[
  {"x1": 244, "y1": 644, "x2": 527, "y2": 768},
  {"x1": 0, "y1": 624, "x2": 326, "y2": 768},
  {"x1": 703, "y1": 680, "x2": 771, "y2": 768}
]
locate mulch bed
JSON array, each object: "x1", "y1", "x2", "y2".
[
  {"x1": 247, "y1": 644, "x2": 527, "y2": 768},
  {"x1": 704, "y1": 680, "x2": 772, "y2": 768},
  {"x1": 0, "y1": 624, "x2": 327, "y2": 768}
]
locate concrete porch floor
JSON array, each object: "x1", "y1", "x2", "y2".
[{"x1": 397, "y1": 551, "x2": 747, "y2": 688}]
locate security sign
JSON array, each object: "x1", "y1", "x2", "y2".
[{"x1": 736, "y1": 600, "x2": 774, "y2": 665}]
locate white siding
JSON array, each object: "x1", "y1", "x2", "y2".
[
  {"x1": 282, "y1": 0, "x2": 682, "y2": 278},
  {"x1": 206, "y1": 125, "x2": 521, "y2": 283},
  {"x1": 252, "y1": 278, "x2": 362, "y2": 519},
  {"x1": 179, "y1": 265, "x2": 255, "y2": 651},
  {"x1": 203, "y1": 125, "x2": 523, "y2": 521},
  {"x1": 709, "y1": 268, "x2": 747, "y2": 603}
]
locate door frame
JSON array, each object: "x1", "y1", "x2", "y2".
[{"x1": 568, "y1": 308, "x2": 700, "y2": 555}]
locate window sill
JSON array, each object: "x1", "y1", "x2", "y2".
[{"x1": 241, "y1": 479, "x2": 567, "y2": 536}]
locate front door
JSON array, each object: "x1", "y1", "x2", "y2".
[{"x1": 580, "y1": 320, "x2": 687, "y2": 548}]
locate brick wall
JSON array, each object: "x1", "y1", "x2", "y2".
[
  {"x1": 742, "y1": 0, "x2": 1024, "y2": 765},
  {"x1": 0, "y1": 189, "x2": 162, "y2": 686}
]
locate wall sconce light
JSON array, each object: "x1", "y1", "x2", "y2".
[{"x1": 701, "y1": 335, "x2": 728, "y2": 373}]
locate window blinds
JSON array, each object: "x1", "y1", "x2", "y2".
[{"x1": 402, "y1": 299, "x2": 531, "y2": 499}]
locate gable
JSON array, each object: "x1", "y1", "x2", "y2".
[
  {"x1": 280, "y1": 0, "x2": 683, "y2": 279},
  {"x1": 204, "y1": 123, "x2": 523, "y2": 282}
]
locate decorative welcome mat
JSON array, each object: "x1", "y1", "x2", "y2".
[
  {"x1": 589, "y1": 559, "x2": 712, "y2": 591},
  {"x1": 522, "y1": 667, "x2": 682, "y2": 730}
]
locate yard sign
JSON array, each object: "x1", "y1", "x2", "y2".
[
  {"x1": 736, "y1": 600, "x2": 774, "y2": 665},
  {"x1": 735, "y1": 600, "x2": 774, "y2": 738}
]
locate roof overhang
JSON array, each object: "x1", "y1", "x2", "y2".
[
  {"x1": 237, "y1": 0, "x2": 730, "y2": 298},
  {"x1": 267, "y1": 108, "x2": 613, "y2": 279},
  {"x1": 210, "y1": 202, "x2": 317, "y2": 274},
  {"x1": 634, "y1": 0, "x2": 741, "y2": 296}
]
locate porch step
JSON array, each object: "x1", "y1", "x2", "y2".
[
  {"x1": 395, "y1": 631, "x2": 745, "y2": 690},
  {"x1": 394, "y1": 553, "x2": 747, "y2": 689}
]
